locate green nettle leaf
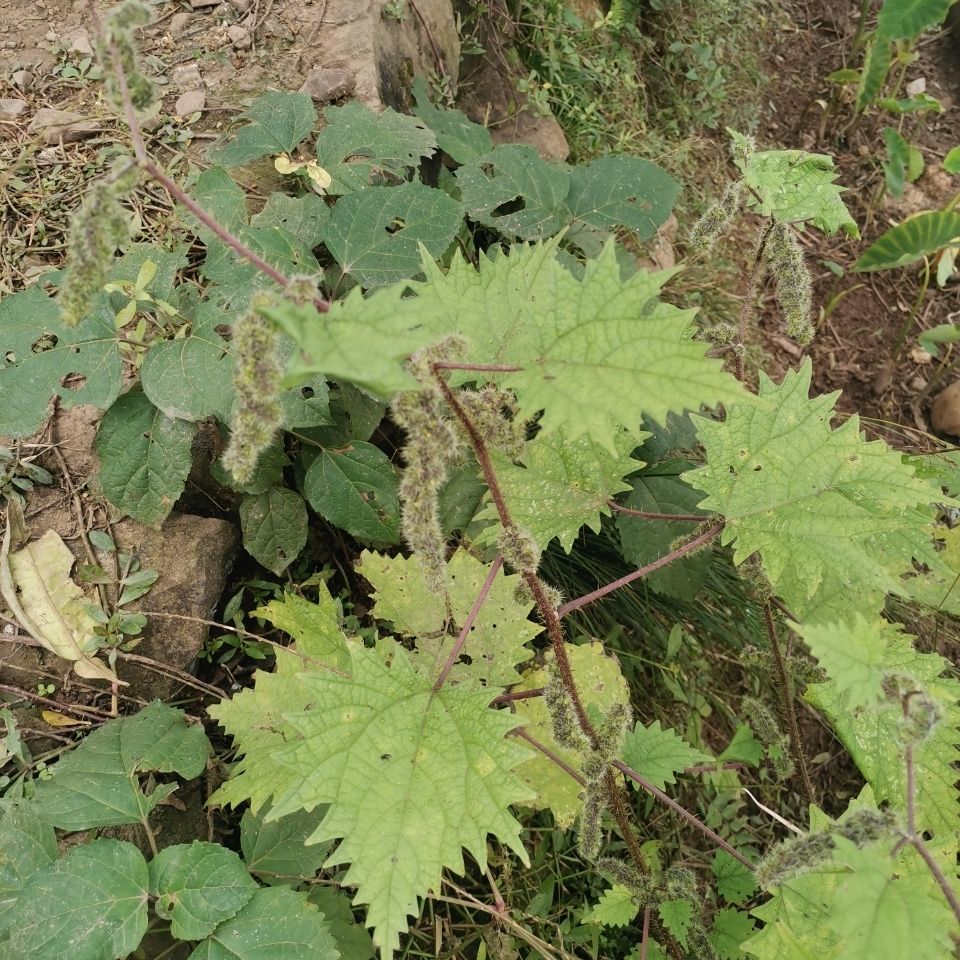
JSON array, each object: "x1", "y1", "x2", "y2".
[
  {"x1": 240, "y1": 803, "x2": 330, "y2": 886},
  {"x1": 585, "y1": 884, "x2": 639, "y2": 927},
  {"x1": 455, "y1": 144, "x2": 571, "y2": 239},
  {"x1": 249, "y1": 192, "x2": 331, "y2": 249},
  {"x1": 149, "y1": 842, "x2": 257, "y2": 941},
  {"x1": 512, "y1": 641, "x2": 629, "y2": 827},
  {"x1": 617, "y1": 464, "x2": 712, "y2": 600},
  {"x1": 307, "y1": 887, "x2": 376, "y2": 960},
  {"x1": 314, "y1": 101, "x2": 437, "y2": 195},
  {"x1": 280, "y1": 376, "x2": 332, "y2": 428},
  {"x1": 896, "y1": 522, "x2": 960, "y2": 614},
  {"x1": 358, "y1": 548, "x2": 541, "y2": 687},
  {"x1": 3, "y1": 838, "x2": 149, "y2": 960},
  {"x1": 212, "y1": 438, "x2": 287, "y2": 495},
  {"x1": 718, "y1": 723, "x2": 765, "y2": 766},
  {"x1": 566, "y1": 155, "x2": 680, "y2": 240},
  {"x1": 210, "y1": 91, "x2": 317, "y2": 166},
  {"x1": 710, "y1": 907, "x2": 757, "y2": 960},
  {"x1": 0, "y1": 806, "x2": 57, "y2": 935},
  {"x1": 857, "y1": 39, "x2": 892, "y2": 110},
  {"x1": 32, "y1": 701, "x2": 211, "y2": 830},
  {"x1": 799, "y1": 615, "x2": 893, "y2": 710},
  {"x1": 621, "y1": 720, "x2": 710, "y2": 792},
  {"x1": 0, "y1": 286, "x2": 122, "y2": 437},
  {"x1": 659, "y1": 899, "x2": 693, "y2": 949},
  {"x1": 216, "y1": 646, "x2": 533, "y2": 958},
  {"x1": 302, "y1": 441, "x2": 401, "y2": 544},
  {"x1": 735, "y1": 145, "x2": 859, "y2": 236},
  {"x1": 239, "y1": 486, "x2": 308, "y2": 575},
  {"x1": 476, "y1": 427, "x2": 640, "y2": 553},
  {"x1": 96, "y1": 391, "x2": 197, "y2": 526},
  {"x1": 323, "y1": 181, "x2": 463, "y2": 288},
  {"x1": 411, "y1": 75, "x2": 493, "y2": 164},
  {"x1": 187, "y1": 887, "x2": 338, "y2": 960},
  {"x1": 877, "y1": 0, "x2": 954, "y2": 39},
  {"x1": 689, "y1": 361, "x2": 939, "y2": 622},
  {"x1": 855, "y1": 210, "x2": 960, "y2": 272},
  {"x1": 712, "y1": 850, "x2": 758, "y2": 905},
  {"x1": 825, "y1": 839, "x2": 953, "y2": 960}
]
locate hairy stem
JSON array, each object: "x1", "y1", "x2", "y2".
[
  {"x1": 608, "y1": 501, "x2": 706, "y2": 522},
  {"x1": 736, "y1": 222, "x2": 775, "y2": 381}
]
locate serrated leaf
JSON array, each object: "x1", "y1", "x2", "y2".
[
  {"x1": 659, "y1": 899, "x2": 693, "y2": 949},
  {"x1": 96, "y1": 391, "x2": 197, "y2": 525},
  {"x1": 358, "y1": 548, "x2": 540, "y2": 688},
  {"x1": 32, "y1": 701, "x2": 211, "y2": 830},
  {"x1": 210, "y1": 92, "x2": 316, "y2": 166},
  {"x1": 855, "y1": 210, "x2": 960, "y2": 271},
  {"x1": 895, "y1": 522, "x2": 960, "y2": 613},
  {"x1": 315, "y1": 101, "x2": 437, "y2": 195},
  {"x1": 621, "y1": 720, "x2": 710, "y2": 792},
  {"x1": 735, "y1": 147, "x2": 858, "y2": 236},
  {"x1": 0, "y1": 286, "x2": 122, "y2": 437},
  {"x1": 617, "y1": 464, "x2": 712, "y2": 600},
  {"x1": 799, "y1": 614, "x2": 891, "y2": 710},
  {"x1": 512, "y1": 641, "x2": 629, "y2": 827},
  {"x1": 585, "y1": 884, "x2": 638, "y2": 927},
  {"x1": 302, "y1": 441, "x2": 401, "y2": 543},
  {"x1": 688, "y1": 361, "x2": 939, "y2": 621},
  {"x1": 710, "y1": 907, "x2": 757, "y2": 960},
  {"x1": 241, "y1": 804, "x2": 330, "y2": 886},
  {"x1": 712, "y1": 850, "x2": 758, "y2": 905},
  {"x1": 857, "y1": 39, "x2": 892, "y2": 110},
  {"x1": 3, "y1": 838, "x2": 148, "y2": 960},
  {"x1": 211, "y1": 438, "x2": 287, "y2": 495},
  {"x1": 216, "y1": 646, "x2": 533, "y2": 958},
  {"x1": 718, "y1": 723, "x2": 765, "y2": 766},
  {"x1": 455, "y1": 144, "x2": 571, "y2": 239},
  {"x1": 250, "y1": 192, "x2": 330, "y2": 248},
  {"x1": 149, "y1": 842, "x2": 257, "y2": 940},
  {"x1": 307, "y1": 887, "x2": 376, "y2": 960},
  {"x1": 877, "y1": 0, "x2": 954, "y2": 38},
  {"x1": 187, "y1": 887, "x2": 338, "y2": 960},
  {"x1": 566, "y1": 155, "x2": 680, "y2": 240},
  {"x1": 0, "y1": 805, "x2": 57, "y2": 936},
  {"x1": 411, "y1": 75, "x2": 492, "y2": 164},
  {"x1": 239, "y1": 487, "x2": 308, "y2": 575},
  {"x1": 324, "y1": 181, "x2": 462, "y2": 288}
]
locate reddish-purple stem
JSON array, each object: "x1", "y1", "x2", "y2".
[
  {"x1": 640, "y1": 906, "x2": 651, "y2": 960},
  {"x1": 511, "y1": 728, "x2": 586, "y2": 786},
  {"x1": 608, "y1": 501, "x2": 706, "y2": 523},
  {"x1": 491, "y1": 687, "x2": 545, "y2": 706}
]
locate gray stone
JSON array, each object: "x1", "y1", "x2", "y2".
[
  {"x1": 227, "y1": 24, "x2": 251, "y2": 49},
  {"x1": 228, "y1": 0, "x2": 251, "y2": 12},
  {"x1": 27, "y1": 107, "x2": 100, "y2": 144},
  {"x1": 11, "y1": 70, "x2": 31, "y2": 89},
  {"x1": 67, "y1": 29, "x2": 93, "y2": 56},
  {"x1": 0, "y1": 98, "x2": 28, "y2": 120},
  {"x1": 169, "y1": 12, "x2": 192, "y2": 36},
  {"x1": 189, "y1": 0, "x2": 218, "y2": 8},
  {"x1": 175, "y1": 89, "x2": 206, "y2": 117},
  {"x1": 299, "y1": 67, "x2": 355, "y2": 103},
  {"x1": 171, "y1": 62, "x2": 203, "y2": 91}
]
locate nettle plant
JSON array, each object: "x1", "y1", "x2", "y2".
[{"x1": 0, "y1": 4, "x2": 959, "y2": 959}]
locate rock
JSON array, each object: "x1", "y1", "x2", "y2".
[
  {"x1": 189, "y1": 0, "x2": 217, "y2": 8},
  {"x1": 27, "y1": 107, "x2": 99, "y2": 144},
  {"x1": 169, "y1": 12, "x2": 192, "y2": 36},
  {"x1": 905, "y1": 77, "x2": 926, "y2": 97},
  {"x1": 299, "y1": 66, "x2": 355, "y2": 103},
  {"x1": 227, "y1": 24, "x2": 251, "y2": 49},
  {"x1": 228, "y1": 0, "x2": 251, "y2": 12},
  {"x1": 171, "y1": 62, "x2": 203, "y2": 91},
  {"x1": 175, "y1": 89, "x2": 206, "y2": 116},
  {"x1": 11, "y1": 70, "x2": 32, "y2": 89},
  {"x1": 43, "y1": 405, "x2": 101, "y2": 479},
  {"x1": 67, "y1": 29, "x2": 93, "y2": 56},
  {"x1": 491, "y1": 110, "x2": 569, "y2": 162},
  {"x1": 0, "y1": 98, "x2": 28, "y2": 120},
  {"x1": 931, "y1": 380, "x2": 960, "y2": 435}
]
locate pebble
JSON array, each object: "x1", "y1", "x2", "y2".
[
  {"x1": 0, "y1": 98, "x2": 28, "y2": 120},
  {"x1": 189, "y1": 0, "x2": 218, "y2": 8},
  {"x1": 931, "y1": 380, "x2": 960, "y2": 435},
  {"x1": 905, "y1": 77, "x2": 926, "y2": 97},
  {"x1": 169, "y1": 12, "x2": 192, "y2": 35},
  {"x1": 227, "y1": 24, "x2": 251, "y2": 49},
  {"x1": 298, "y1": 67, "x2": 355, "y2": 103},
  {"x1": 171, "y1": 62, "x2": 204, "y2": 91},
  {"x1": 175, "y1": 89, "x2": 206, "y2": 116},
  {"x1": 44, "y1": 29, "x2": 57, "y2": 42},
  {"x1": 11, "y1": 69, "x2": 31, "y2": 89},
  {"x1": 67, "y1": 29, "x2": 93, "y2": 56},
  {"x1": 228, "y1": 0, "x2": 251, "y2": 11},
  {"x1": 27, "y1": 107, "x2": 100, "y2": 144}
]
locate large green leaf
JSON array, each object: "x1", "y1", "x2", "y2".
[
  {"x1": 215, "y1": 646, "x2": 533, "y2": 958},
  {"x1": 712, "y1": 850, "x2": 757, "y2": 905},
  {"x1": 0, "y1": 286, "x2": 122, "y2": 437},
  {"x1": 314, "y1": 101, "x2": 437, "y2": 195},
  {"x1": 187, "y1": 887, "x2": 338, "y2": 960},
  {"x1": 455, "y1": 144, "x2": 571, "y2": 239},
  {"x1": 855, "y1": 211, "x2": 960, "y2": 272},
  {"x1": 585, "y1": 884, "x2": 638, "y2": 927},
  {"x1": 857, "y1": 39, "x2": 892, "y2": 110},
  {"x1": 239, "y1": 487, "x2": 308, "y2": 575},
  {"x1": 250, "y1": 193, "x2": 330, "y2": 249},
  {"x1": 877, "y1": 0, "x2": 954, "y2": 38},
  {"x1": 32, "y1": 701, "x2": 211, "y2": 830},
  {"x1": 710, "y1": 908, "x2": 757, "y2": 960},
  {"x1": 566, "y1": 155, "x2": 680, "y2": 240},
  {"x1": 358, "y1": 548, "x2": 540, "y2": 688},
  {"x1": 149, "y1": 842, "x2": 257, "y2": 941},
  {"x1": 688, "y1": 361, "x2": 939, "y2": 622},
  {"x1": 240, "y1": 804, "x2": 330, "y2": 886},
  {"x1": 307, "y1": 887, "x2": 376, "y2": 960},
  {"x1": 95, "y1": 391, "x2": 197, "y2": 526},
  {"x1": 621, "y1": 720, "x2": 710, "y2": 791},
  {"x1": 411, "y1": 75, "x2": 492, "y2": 164},
  {"x1": 0, "y1": 806, "x2": 57, "y2": 936},
  {"x1": 323, "y1": 181, "x2": 462, "y2": 288},
  {"x1": 210, "y1": 92, "x2": 317, "y2": 166},
  {"x1": 302, "y1": 441, "x2": 401, "y2": 543},
  {"x1": 3, "y1": 839, "x2": 149, "y2": 960}
]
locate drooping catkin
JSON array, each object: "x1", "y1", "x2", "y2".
[
  {"x1": 97, "y1": 0, "x2": 155, "y2": 111},
  {"x1": 762, "y1": 221, "x2": 814, "y2": 345},
  {"x1": 689, "y1": 180, "x2": 744, "y2": 251},
  {"x1": 222, "y1": 307, "x2": 284, "y2": 486}
]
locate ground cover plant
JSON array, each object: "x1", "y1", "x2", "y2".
[{"x1": 0, "y1": 2, "x2": 958, "y2": 959}]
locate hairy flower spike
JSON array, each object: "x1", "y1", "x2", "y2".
[
  {"x1": 576, "y1": 788, "x2": 603, "y2": 862},
  {"x1": 457, "y1": 385, "x2": 526, "y2": 458},
  {"x1": 97, "y1": 0, "x2": 155, "y2": 111},
  {"x1": 689, "y1": 181, "x2": 744, "y2": 251},
  {"x1": 222, "y1": 308, "x2": 284, "y2": 485},
  {"x1": 762, "y1": 221, "x2": 814, "y2": 346},
  {"x1": 497, "y1": 525, "x2": 541, "y2": 573},
  {"x1": 596, "y1": 700, "x2": 632, "y2": 762},
  {"x1": 543, "y1": 667, "x2": 588, "y2": 753},
  {"x1": 742, "y1": 696, "x2": 782, "y2": 748}
]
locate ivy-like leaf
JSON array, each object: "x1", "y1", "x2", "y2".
[
  {"x1": 210, "y1": 91, "x2": 317, "y2": 166},
  {"x1": 877, "y1": 0, "x2": 954, "y2": 39},
  {"x1": 358, "y1": 548, "x2": 540, "y2": 687},
  {"x1": 240, "y1": 803, "x2": 330, "y2": 886},
  {"x1": 712, "y1": 850, "x2": 758, "y2": 905},
  {"x1": 0, "y1": 805, "x2": 57, "y2": 936},
  {"x1": 659, "y1": 899, "x2": 693, "y2": 949},
  {"x1": 32, "y1": 701, "x2": 211, "y2": 830},
  {"x1": 149, "y1": 841, "x2": 257, "y2": 941},
  {"x1": 411, "y1": 75, "x2": 492, "y2": 164},
  {"x1": 239, "y1": 487, "x2": 308, "y2": 575},
  {"x1": 710, "y1": 907, "x2": 757, "y2": 960},
  {"x1": 621, "y1": 720, "x2": 710, "y2": 792},
  {"x1": 3, "y1": 838, "x2": 149, "y2": 960},
  {"x1": 688, "y1": 361, "x2": 939, "y2": 622},
  {"x1": 216, "y1": 646, "x2": 533, "y2": 958},
  {"x1": 96, "y1": 391, "x2": 197, "y2": 526},
  {"x1": 0, "y1": 286, "x2": 122, "y2": 437},
  {"x1": 855, "y1": 210, "x2": 960, "y2": 272},
  {"x1": 585, "y1": 884, "x2": 638, "y2": 927},
  {"x1": 455, "y1": 144, "x2": 571, "y2": 239},
  {"x1": 187, "y1": 887, "x2": 338, "y2": 960},
  {"x1": 315, "y1": 101, "x2": 437, "y2": 195},
  {"x1": 250, "y1": 192, "x2": 331, "y2": 249},
  {"x1": 324, "y1": 181, "x2": 463, "y2": 288},
  {"x1": 302, "y1": 441, "x2": 401, "y2": 543}
]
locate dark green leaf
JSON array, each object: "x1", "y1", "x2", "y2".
[
  {"x1": 250, "y1": 193, "x2": 330, "y2": 249},
  {"x1": 882, "y1": 127, "x2": 910, "y2": 198},
  {"x1": 240, "y1": 804, "x2": 330, "y2": 885},
  {"x1": 281, "y1": 376, "x2": 333, "y2": 428},
  {"x1": 877, "y1": 0, "x2": 954, "y2": 38},
  {"x1": 0, "y1": 806, "x2": 57, "y2": 936},
  {"x1": 855, "y1": 211, "x2": 960, "y2": 271},
  {"x1": 210, "y1": 92, "x2": 317, "y2": 166},
  {"x1": 411, "y1": 74, "x2": 492, "y2": 164},
  {"x1": 239, "y1": 487, "x2": 308, "y2": 575},
  {"x1": 857, "y1": 39, "x2": 892, "y2": 110},
  {"x1": 308, "y1": 887, "x2": 376, "y2": 960},
  {"x1": 943, "y1": 146, "x2": 960, "y2": 173},
  {"x1": 212, "y1": 439, "x2": 288, "y2": 495}
]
